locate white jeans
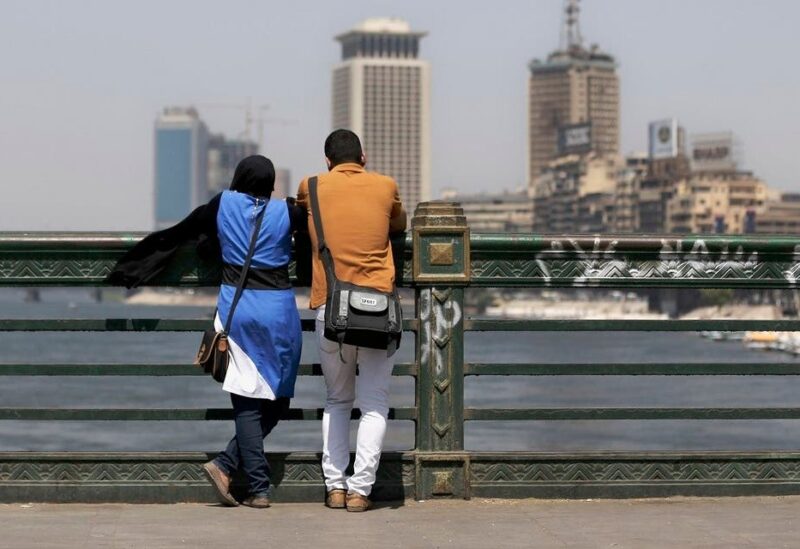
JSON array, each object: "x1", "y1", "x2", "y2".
[{"x1": 317, "y1": 308, "x2": 394, "y2": 497}]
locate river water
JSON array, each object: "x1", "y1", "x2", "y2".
[{"x1": 2, "y1": 288, "x2": 800, "y2": 453}]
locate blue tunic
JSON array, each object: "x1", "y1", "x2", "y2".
[{"x1": 215, "y1": 191, "x2": 302, "y2": 399}]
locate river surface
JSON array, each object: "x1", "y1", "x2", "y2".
[{"x1": 2, "y1": 288, "x2": 800, "y2": 453}]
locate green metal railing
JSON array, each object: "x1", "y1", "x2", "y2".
[{"x1": 2, "y1": 201, "x2": 800, "y2": 502}]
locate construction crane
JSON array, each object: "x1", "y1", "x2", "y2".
[{"x1": 197, "y1": 98, "x2": 297, "y2": 152}]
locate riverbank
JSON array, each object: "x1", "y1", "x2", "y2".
[
  {"x1": 484, "y1": 292, "x2": 667, "y2": 320},
  {"x1": 681, "y1": 304, "x2": 782, "y2": 320},
  {"x1": 124, "y1": 288, "x2": 311, "y2": 309},
  {"x1": 124, "y1": 288, "x2": 217, "y2": 306},
  {"x1": 680, "y1": 304, "x2": 800, "y2": 355}
]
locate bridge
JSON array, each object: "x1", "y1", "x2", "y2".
[{"x1": 2, "y1": 202, "x2": 800, "y2": 505}]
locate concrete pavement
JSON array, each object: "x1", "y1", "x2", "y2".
[{"x1": 1, "y1": 497, "x2": 799, "y2": 548}]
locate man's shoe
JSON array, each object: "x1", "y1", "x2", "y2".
[
  {"x1": 241, "y1": 495, "x2": 271, "y2": 508},
  {"x1": 345, "y1": 492, "x2": 372, "y2": 513},
  {"x1": 201, "y1": 461, "x2": 239, "y2": 507},
  {"x1": 325, "y1": 489, "x2": 347, "y2": 509}
]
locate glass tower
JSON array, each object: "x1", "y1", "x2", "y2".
[{"x1": 154, "y1": 107, "x2": 209, "y2": 229}]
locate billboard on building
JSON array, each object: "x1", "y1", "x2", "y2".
[
  {"x1": 558, "y1": 123, "x2": 592, "y2": 156},
  {"x1": 691, "y1": 132, "x2": 739, "y2": 172},
  {"x1": 649, "y1": 119, "x2": 680, "y2": 159}
]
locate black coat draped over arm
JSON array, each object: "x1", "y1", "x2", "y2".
[{"x1": 107, "y1": 194, "x2": 310, "y2": 289}]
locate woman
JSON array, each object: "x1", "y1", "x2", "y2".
[{"x1": 109, "y1": 155, "x2": 306, "y2": 509}]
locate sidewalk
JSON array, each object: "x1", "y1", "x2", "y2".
[{"x1": 2, "y1": 497, "x2": 799, "y2": 548}]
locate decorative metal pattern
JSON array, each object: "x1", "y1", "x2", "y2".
[
  {"x1": 470, "y1": 456, "x2": 800, "y2": 483},
  {"x1": 469, "y1": 258, "x2": 800, "y2": 288},
  {"x1": 0, "y1": 453, "x2": 415, "y2": 502},
  {"x1": 5, "y1": 232, "x2": 800, "y2": 288},
  {"x1": 0, "y1": 254, "x2": 220, "y2": 287},
  {"x1": 0, "y1": 460, "x2": 206, "y2": 483},
  {"x1": 413, "y1": 231, "x2": 470, "y2": 283},
  {"x1": 0, "y1": 457, "x2": 415, "y2": 484},
  {"x1": 2, "y1": 453, "x2": 798, "y2": 496},
  {"x1": 469, "y1": 235, "x2": 800, "y2": 288},
  {"x1": 0, "y1": 258, "x2": 112, "y2": 281},
  {"x1": 429, "y1": 242, "x2": 455, "y2": 266},
  {"x1": 416, "y1": 287, "x2": 464, "y2": 453}
]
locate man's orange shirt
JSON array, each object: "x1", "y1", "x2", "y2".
[{"x1": 296, "y1": 163, "x2": 406, "y2": 309}]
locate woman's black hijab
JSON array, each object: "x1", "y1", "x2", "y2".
[{"x1": 230, "y1": 155, "x2": 275, "y2": 198}]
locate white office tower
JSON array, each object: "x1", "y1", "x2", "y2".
[{"x1": 333, "y1": 18, "x2": 431, "y2": 209}]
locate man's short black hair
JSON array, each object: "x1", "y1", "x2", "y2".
[{"x1": 324, "y1": 129, "x2": 363, "y2": 166}]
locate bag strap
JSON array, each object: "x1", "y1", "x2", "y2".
[
  {"x1": 308, "y1": 177, "x2": 325, "y2": 250},
  {"x1": 223, "y1": 198, "x2": 268, "y2": 334},
  {"x1": 308, "y1": 176, "x2": 338, "y2": 294}
]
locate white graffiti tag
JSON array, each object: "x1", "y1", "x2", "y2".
[
  {"x1": 418, "y1": 288, "x2": 462, "y2": 376},
  {"x1": 658, "y1": 239, "x2": 759, "y2": 280},
  {"x1": 539, "y1": 236, "x2": 625, "y2": 286}
]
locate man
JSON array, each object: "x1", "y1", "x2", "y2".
[{"x1": 296, "y1": 129, "x2": 406, "y2": 512}]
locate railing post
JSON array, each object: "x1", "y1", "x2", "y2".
[{"x1": 412, "y1": 201, "x2": 470, "y2": 499}]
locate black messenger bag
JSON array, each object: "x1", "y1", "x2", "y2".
[{"x1": 308, "y1": 176, "x2": 402, "y2": 356}]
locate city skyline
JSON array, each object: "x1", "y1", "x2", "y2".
[{"x1": 1, "y1": 0, "x2": 799, "y2": 230}]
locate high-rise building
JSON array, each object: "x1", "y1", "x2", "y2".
[
  {"x1": 332, "y1": 18, "x2": 431, "y2": 209},
  {"x1": 527, "y1": 0, "x2": 619, "y2": 185},
  {"x1": 154, "y1": 107, "x2": 209, "y2": 229},
  {"x1": 207, "y1": 134, "x2": 259, "y2": 197}
]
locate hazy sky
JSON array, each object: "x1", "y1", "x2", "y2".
[{"x1": 2, "y1": 0, "x2": 799, "y2": 230}]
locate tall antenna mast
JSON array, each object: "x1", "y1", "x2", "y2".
[{"x1": 560, "y1": 0, "x2": 584, "y2": 51}]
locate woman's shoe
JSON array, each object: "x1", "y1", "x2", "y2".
[
  {"x1": 201, "y1": 461, "x2": 239, "y2": 507},
  {"x1": 241, "y1": 495, "x2": 271, "y2": 508}
]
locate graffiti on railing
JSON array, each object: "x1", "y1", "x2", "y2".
[
  {"x1": 418, "y1": 288, "x2": 462, "y2": 378},
  {"x1": 785, "y1": 245, "x2": 800, "y2": 284},
  {"x1": 547, "y1": 237, "x2": 624, "y2": 286},
  {"x1": 3, "y1": 232, "x2": 800, "y2": 287},
  {"x1": 469, "y1": 235, "x2": 799, "y2": 285},
  {"x1": 656, "y1": 239, "x2": 761, "y2": 281}
]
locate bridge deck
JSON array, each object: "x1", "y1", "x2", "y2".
[{"x1": 2, "y1": 497, "x2": 799, "y2": 548}]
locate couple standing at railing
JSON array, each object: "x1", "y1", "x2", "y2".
[{"x1": 109, "y1": 130, "x2": 407, "y2": 512}]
